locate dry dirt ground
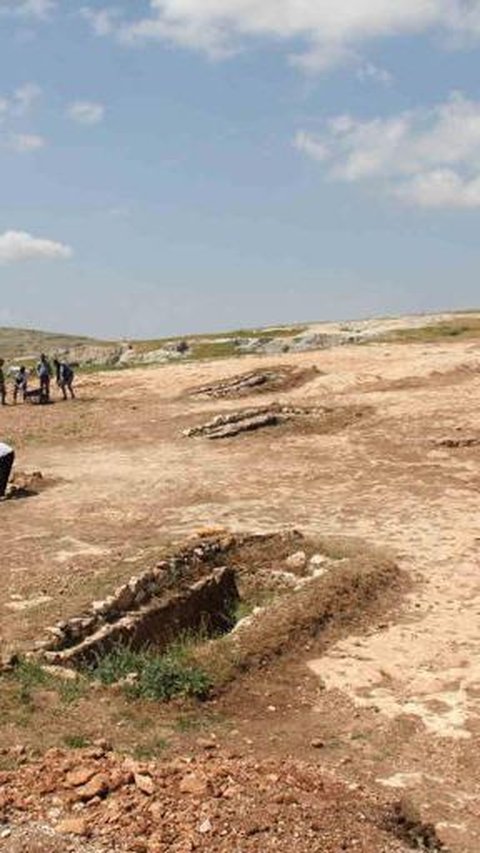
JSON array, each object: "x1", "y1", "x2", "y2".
[{"x1": 1, "y1": 337, "x2": 480, "y2": 851}]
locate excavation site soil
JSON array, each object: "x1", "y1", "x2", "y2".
[{"x1": 2, "y1": 335, "x2": 480, "y2": 851}]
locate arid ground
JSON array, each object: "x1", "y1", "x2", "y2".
[{"x1": 2, "y1": 328, "x2": 480, "y2": 851}]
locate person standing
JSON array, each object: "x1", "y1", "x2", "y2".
[
  {"x1": 0, "y1": 359, "x2": 6, "y2": 405},
  {"x1": 53, "y1": 359, "x2": 75, "y2": 400},
  {"x1": 0, "y1": 442, "x2": 14, "y2": 498},
  {"x1": 37, "y1": 354, "x2": 52, "y2": 403},
  {"x1": 13, "y1": 366, "x2": 28, "y2": 403}
]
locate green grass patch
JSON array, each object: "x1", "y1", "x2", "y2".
[
  {"x1": 189, "y1": 340, "x2": 241, "y2": 361},
  {"x1": 9, "y1": 657, "x2": 87, "y2": 708},
  {"x1": 86, "y1": 644, "x2": 212, "y2": 702},
  {"x1": 232, "y1": 600, "x2": 256, "y2": 622},
  {"x1": 57, "y1": 678, "x2": 87, "y2": 705},
  {"x1": 380, "y1": 317, "x2": 480, "y2": 344}
]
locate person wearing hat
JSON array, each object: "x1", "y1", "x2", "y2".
[{"x1": 0, "y1": 442, "x2": 14, "y2": 498}]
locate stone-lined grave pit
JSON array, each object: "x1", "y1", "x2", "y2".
[
  {"x1": 184, "y1": 402, "x2": 370, "y2": 440},
  {"x1": 28, "y1": 530, "x2": 399, "y2": 691},
  {"x1": 187, "y1": 365, "x2": 320, "y2": 400}
]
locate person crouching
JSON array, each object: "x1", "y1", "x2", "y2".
[{"x1": 0, "y1": 442, "x2": 14, "y2": 499}]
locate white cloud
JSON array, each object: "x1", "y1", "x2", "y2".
[
  {"x1": 67, "y1": 101, "x2": 105, "y2": 125},
  {"x1": 0, "y1": 230, "x2": 72, "y2": 264},
  {"x1": 80, "y1": 6, "x2": 120, "y2": 36},
  {"x1": 356, "y1": 61, "x2": 392, "y2": 87},
  {"x1": 0, "y1": 83, "x2": 45, "y2": 152},
  {"x1": 396, "y1": 170, "x2": 480, "y2": 209},
  {"x1": 0, "y1": 0, "x2": 55, "y2": 19},
  {"x1": 7, "y1": 133, "x2": 45, "y2": 152},
  {"x1": 0, "y1": 83, "x2": 42, "y2": 120},
  {"x1": 12, "y1": 82, "x2": 42, "y2": 115},
  {"x1": 295, "y1": 92, "x2": 480, "y2": 208},
  {"x1": 83, "y1": 1, "x2": 480, "y2": 72}
]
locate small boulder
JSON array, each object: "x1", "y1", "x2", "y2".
[
  {"x1": 179, "y1": 773, "x2": 209, "y2": 797},
  {"x1": 285, "y1": 551, "x2": 307, "y2": 572},
  {"x1": 66, "y1": 766, "x2": 97, "y2": 788},
  {"x1": 309, "y1": 554, "x2": 327, "y2": 568},
  {"x1": 56, "y1": 817, "x2": 90, "y2": 837},
  {"x1": 134, "y1": 773, "x2": 155, "y2": 796},
  {"x1": 73, "y1": 773, "x2": 110, "y2": 802},
  {"x1": 196, "y1": 737, "x2": 217, "y2": 751}
]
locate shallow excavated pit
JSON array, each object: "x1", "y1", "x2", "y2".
[
  {"x1": 37, "y1": 538, "x2": 245, "y2": 669},
  {"x1": 32, "y1": 530, "x2": 400, "y2": 688},
  {"x1": 35, "y1": 532, "x2": 308, "y2": 670},
  {"x1": 187, "y1": 365, "x2": 320, "y2": 400},
  {"x1": 184, "y1": 402, "x2": 370, "y2": 440}
]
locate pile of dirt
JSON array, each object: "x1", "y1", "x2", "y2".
[
  {"x1": 187, "y1": 366, "x2": 320, "y2": 400},
  {"x1": 194, "y1": 545, "x2": 401, "y2": 688},
  {"x1": 0, "y1": 745, "x2": 426, "y2": 852},
  {"x1": 6, "y1": 471, "x2": 59, "y2": 500},
  {"x1": 184, "y1": 403, "x2": 369, "y2": 440}
]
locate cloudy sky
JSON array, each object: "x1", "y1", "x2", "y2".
[{"x1": 1, "y1": 0, "x2": 480, "y2": 337}]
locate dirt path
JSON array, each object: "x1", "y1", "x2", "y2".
[{"x1": 2, "y1": 339, "x2": 480, "y2": 849}]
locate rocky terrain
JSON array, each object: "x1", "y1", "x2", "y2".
[
  {"x1": 1, "y1": 743, "x2": 436, "y2": 852},
  {"x1": 2, "y1": 310, "x2": 478, "y2": 370},
  {"x1": 1, "y1": 310, "x2": 480, "y2": 851}
]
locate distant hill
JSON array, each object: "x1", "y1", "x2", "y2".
[
  {"x1": 1, "y1": 311, "x2": 479, "y2": 369},
  {"x1": 0, "y1": 327, "x2": 107, "y2": 362}
]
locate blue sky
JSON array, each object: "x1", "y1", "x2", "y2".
[{"x1": 1, "y1": 0, "x2": 480, "y2": 338}]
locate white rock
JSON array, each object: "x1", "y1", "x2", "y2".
[
  {"x1": 309, "y1": 553, "x2": 327, "y2": 567},
  {"x1": 312, "y1": 568, "x2": 327, "y2": 579},
  {"x1": 285, "y1": 551, "x2": 307, "y2": 571}
]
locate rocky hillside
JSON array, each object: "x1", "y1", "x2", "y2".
[{"x1": 1, "y1": 311, "x2": 479, "y2": 371}]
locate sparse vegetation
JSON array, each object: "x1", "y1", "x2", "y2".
[
  {"x1": 8, "y1": 657, "x2": 87, "y2": 709},
  {"x1": 133, "y1": 737, "x2": 169, "y2": 760},
  {"x1": 63, "y1": 733, "x2": 90, "y2": 749},
  {"x1": 0, "y1": 326, "x2": 107, "y2": 360},
  {"x1": 86, "y1": 643, "x2": 212, "y2": 702},
  {"x1": 2, "y1": 312, "x2": 478, "y2": 849},
  {"x1": 380, "y1": 317, "x2": 480, "y2": 343}
]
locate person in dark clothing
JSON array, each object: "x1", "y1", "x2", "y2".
[
  {"x1": 13, "y1": 366, "x2": 28, "y2": 403},
  {"x1": 0, "y1": 442, "x2": 14, "y2": 498},
  {"x1": 53, "y1": 359, "x2": 75, "y2": 400},
  {"x1": 0, "y1": 359, "x2": 6, "y2": 405},
  {"x1": 37, "y1": 354, "x2": 52, "y2": 402}
]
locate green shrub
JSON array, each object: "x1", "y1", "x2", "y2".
[
  {"x1": 89, "y1": 647, "x2": 140, "y2": 686},
  {"x1": 86, "y1": 645, "x2": 212, "y2": 702},
  {"x1": 13, "y1": 658, "x2": 49, "y2": 689}
]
